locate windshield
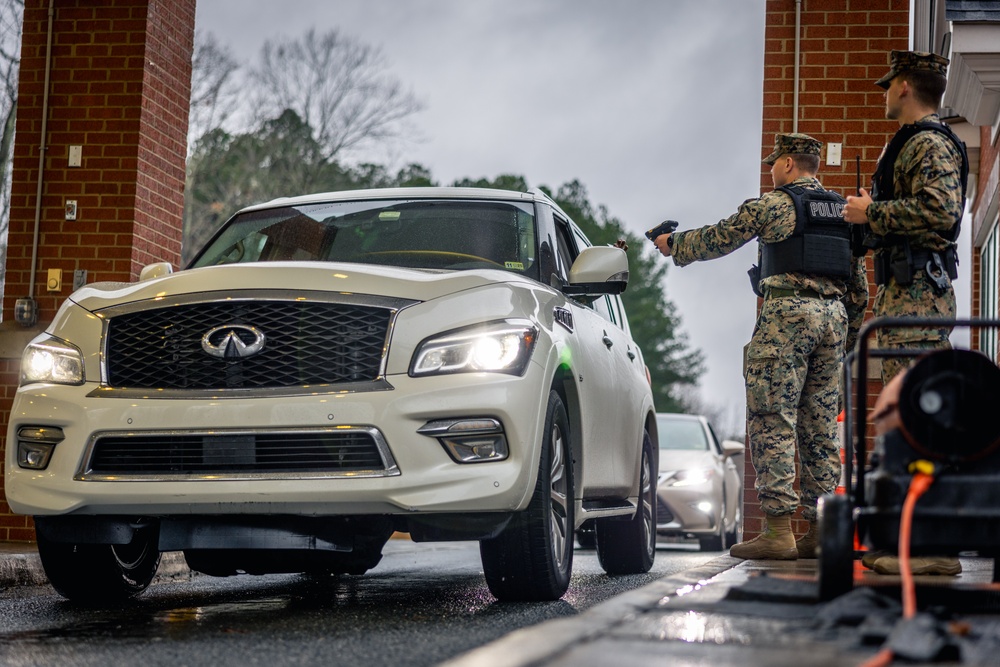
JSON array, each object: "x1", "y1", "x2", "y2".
[
  {"x1": 656, "y1": 416, "x2": 709, "y2": 451},
  {"x1": 189, "y1": 198, "x2": 538, "y2": 279}
]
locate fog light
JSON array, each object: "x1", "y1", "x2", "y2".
[
  {"x1": 417, "y1": 418, "x2": 509, "y2": 463},
  {"x1": 441, "y1": 435, "x2": 509, "y2": 463},
  {"x1": 16, "y1": 426, "x2": 65, "y2": 470},
  {"x1": 696, "y1": 501, "x2": 713, "y2": 514},
  {"x1": 18, "y1": 442, "x2": 55, "y2": 469}
]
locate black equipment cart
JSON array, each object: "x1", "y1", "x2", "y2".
[{"x1": 817, "y1": 317, "x2": 1000, "y2": 600}]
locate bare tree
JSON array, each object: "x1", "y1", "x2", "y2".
[
  {"x1": 249, "y1": 28, "x2": 422, "y2": 162},
  {"x1": 184, "y1": 27, "x2": 424, "y2": 262},
  {"x1": 0, "y1": 0, "x2": 23, "y2": 302},
  {"x1": 187, "y1": 30, "x2": 240, "y2": 154}
]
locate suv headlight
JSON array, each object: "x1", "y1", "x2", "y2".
[
  {"x1": 21, "y1": 335, "x2": 85, "y2": 386},
  {"x1": 410, "y1": 320, "x2": 537, "y2": 377}
]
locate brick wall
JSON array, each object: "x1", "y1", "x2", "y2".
[
  {"x1": 0, "y1": 0, "x2": 195, "y2": 542},
  {"x1": 748, "y1": 0, "x2": 909, "y2": 540}
]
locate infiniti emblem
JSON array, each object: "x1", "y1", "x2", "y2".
[{"x1": 201, "y1": 324, "x2": 267, "y2": 359}]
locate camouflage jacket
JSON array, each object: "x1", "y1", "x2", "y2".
[
  {"x1": 671, "y1": 176, "x2": 868, "y2": 341},
  {"x1": 866, "y1": 113, "x2": 964, "y2": 252}
]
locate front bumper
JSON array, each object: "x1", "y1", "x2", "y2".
[
  {"x1": 655, "y1": 484, "x2": 720, "y2": 536},
  {"x1": 5, "y1": 366, "x2": 548, "y2": 518}
]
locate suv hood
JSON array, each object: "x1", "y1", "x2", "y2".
[{"x1": 67, "y1": 262, "x2": 536, "y2": 311}]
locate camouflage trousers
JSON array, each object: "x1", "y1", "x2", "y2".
[
  {"x1": 745, "y1": 296, "x2": 847, "y2": 521},
  {"x1": 874, "y1": 270, "x2": 956, "y2": 384}
]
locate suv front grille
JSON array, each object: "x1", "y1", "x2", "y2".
[
  {"x1": 79, "y1": 429, "x2": 399, "y2": 479},
  {"x1": 104, "y1": 299, "x2": 394, "y2": 391}
]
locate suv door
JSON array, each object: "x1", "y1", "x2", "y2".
[{"x1": 552, "y1": 216, "x2": 628, "y2": 495}]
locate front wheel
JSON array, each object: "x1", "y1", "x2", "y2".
[
  {"x1": 36, "y1": 521, "x2": 161, "y2": 603},
  {"x1": 596, "y1": 429, "x2": 656, "y2": 574},
  {"x1": 698, "y1": 518, "x2": 725, "y2": 552},
  {"x1": 480, "y1": 390, "x2": 574, "y2": 601}
]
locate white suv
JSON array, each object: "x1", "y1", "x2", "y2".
[{"x1": 6, "y1": 187, "x2": 658, "y2": 602}]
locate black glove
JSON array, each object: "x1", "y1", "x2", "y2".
[{"x1": 645, "y1": 220, "x2": 678, "y2": 242}]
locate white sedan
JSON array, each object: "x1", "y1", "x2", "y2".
[{"x1": 654, "y1": 413, "x2": 744, "y2": 551}]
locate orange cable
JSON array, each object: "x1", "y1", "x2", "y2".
[
  {"x1": 858, "y1": 469, "x2": 936, "y2": 667},
  {"x1": 860, "y1": 648, "x2": 894, "y2": 667},
  {"x1": 899, "y1": 471, "x2": 934, "y2": 618}
]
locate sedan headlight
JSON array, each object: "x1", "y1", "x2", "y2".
[
  {"x1": 410, "y1": 320, "x2": 537, "y2": 377},
  {"x1": 660, "y1": 468, "x2": 714, "y2": 487},
  {"x1": 21, "y1": 335, "x2": 85, "y2": 386}
]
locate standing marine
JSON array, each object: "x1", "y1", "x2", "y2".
[
  {"x1": 844, "y1": 49, "x2": 968, "y2": 576},
  {"x1": 844, "y1": 50, "x2": 968, "y2": 383},
  {"x1": 655, "y1": 133, "x2": 867, "y2": 560}
]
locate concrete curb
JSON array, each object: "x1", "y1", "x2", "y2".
[
  {"x1": 438, "y1": 555, "x2": 742, "y2": 667},
  {"x1": 0, "y1": 549, "x2": 194, "y2": 591}
]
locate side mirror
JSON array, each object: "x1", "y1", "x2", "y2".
[
  {"x1": 563, "y1": 246, "x2": 629, "y2": 296},
  {"x1": 722, "y1": 439, "x2": 745, "y2": 458},
  {"x1": 139, "y1": 262, "x2": 173, "y2": 282}
]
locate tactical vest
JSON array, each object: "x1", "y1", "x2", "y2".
[
  {"x1": 870, "y1": 120, "x2": 969, "y2": 243},
  {"x1": 759, "y1": 185, "x2": 852, "y2": 279}
]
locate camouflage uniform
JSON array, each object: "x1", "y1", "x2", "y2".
[
  {"x1": 866, "y1": 51, "x2": 965, "y2": 383},
  {"x1": 867, "y1": 112, "x2": 964, "y2": 382},
  {"x1": 671, "y1": 135, "x2": 867, "y2": 521}
]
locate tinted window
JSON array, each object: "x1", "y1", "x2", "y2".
[
  {"x1": 191, "y1": 199, "x2": 538, "y2": 279},
  {"x1": 593, "y1": 295, "x2": 618, "y2": 326},
  {"x1": 552, "y1": 217, "x2": 577, "y2": 280}
]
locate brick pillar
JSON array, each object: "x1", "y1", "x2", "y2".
[
  {"x1": 745, "y1": 0, "x2": 909, "y2": 541},
  {"x1": 0, "y1": 0, "x2": 195, "y2": 542}
]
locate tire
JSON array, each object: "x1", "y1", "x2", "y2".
[
  {"x1": 817, "y1": 493, "x2": 854, "y2": 601},
  {"x1": 698, "y1": 531, "x2": 725, "y2": 552},
  {"x1": 596, "y1": 429, "x2": 656, "y2": 574},
  {"x1": 37, "y1": 523, "x2": 161, "y2": 603},
  {"x1": 480, "y1": 390, "x2": 574, "y2": 601}
]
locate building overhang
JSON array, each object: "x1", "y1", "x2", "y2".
[{"x1": 943, "y1": 23, "x2": 1000, "y2": 130}]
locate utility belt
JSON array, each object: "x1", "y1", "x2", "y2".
[
  {"x1": 766, "y1": 287, "x2": 839, "y2": 300},
  {"x1": 873, "y1": 245, "x2": 957, "y2": 293}
]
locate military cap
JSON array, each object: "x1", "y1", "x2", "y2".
[
  {"x1": 874, "y1": 50, "x2": 949, "y2": 89},
  {"x1": 762, "y1": 133, "x2": 822, "y2": 165}
]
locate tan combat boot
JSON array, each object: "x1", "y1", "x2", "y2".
[
  {"x1": 871, "y1": 554, "x2": 962, "y2": 576},
  {"x1": 861, "y1": 549, "x2": 891, "y2": 569},
  {"x1": 796, "y1": 520, "x2": 818, "y2": 558},
  {"x1": 730, "y1": 514, "x2": 798, "y2": 560}
]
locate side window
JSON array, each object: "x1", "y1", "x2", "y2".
[
  {"x1": 610, "y1": 294, "x2": 631, "y2": 334},
  {"x1": 571, "y1": 226, "x2": 591, "y2": 253},
  {"x1": 592, "y1": 295, "x2": 618, "y2": 326},
  {"x1": 553, "y1": 217, "x2": 578, "y2": 280}
]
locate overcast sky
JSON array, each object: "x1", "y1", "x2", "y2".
[{"x1": 194, "y1": 1, "x2": 791, "y2": 433}]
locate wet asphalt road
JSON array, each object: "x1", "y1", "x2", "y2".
[{"x1": 0, "y1": 539, "x2": 716, "y2": 667}]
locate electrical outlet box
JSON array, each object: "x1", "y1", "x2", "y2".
[
  {"x1": 73, "y1": 269, "x2": 88, "y2": 291},
  {"x1": 68, "y1": 145, "x2": 82, "y2": 167},
  {"x1": 827, "y1": 142, "x2": 843, "y2": 167},
  {"x1": 65, "y1": 200, "x2": 77, "y2": 221}
]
